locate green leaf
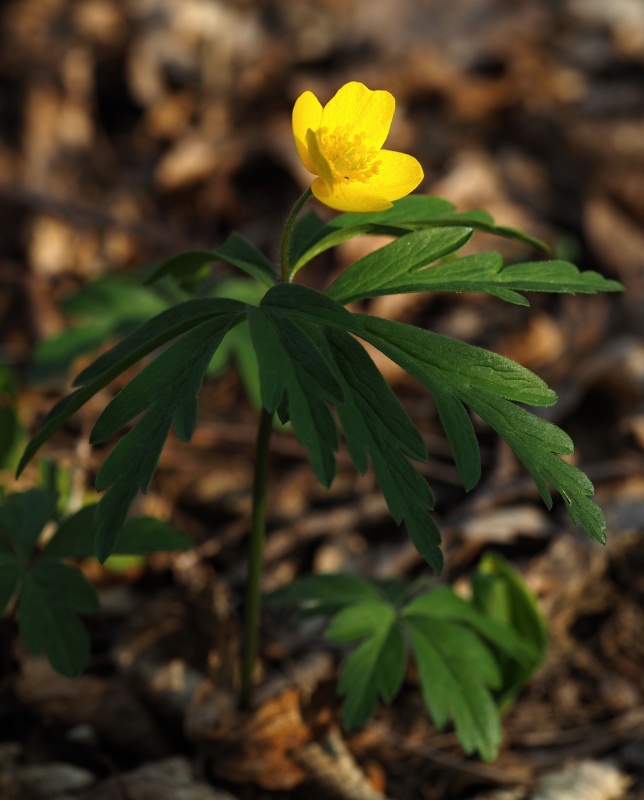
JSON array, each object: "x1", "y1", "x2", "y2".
[
  {"x1": 325, "y1": 600, "x2": 407, "y2": 729},
  {"x1": 471, "y1": 553, "x2": 548, "y2": 706},
  {"x1": 314, "y1": 327, "x2": 442, "y2": 571},
  {"x1": 144, "y1": 250, "x2": 223, "y2": 286},
  {"x1": 0, "y1": 562, "x2": 21, "y2": 615},
  {"x1": 146, "y1": 235, "x2": 277, "y2": 288},
  {"x1": 30, "y1": 560, "x2": 99, "y2": 613},
  {"x1": 206, "y1": 279, "x2": 267, "y2": 406},
  {"x1": 403, "y1": 586, "x2": 536, "y2": 664},
  {"x1": 405, "y1": 615, "x2": 502, "y2": 761},
  {"x1": 265, "y1": 572, "x2": 381, "y2": 618},
  {"x1": 432, "y1": 389, "x2": 480, "y2": 491},
  {"x1": 111, "y1": 517, "x2": 192, "y2": 555},
  {"x1": 247, "y1": 308, "x2": 286, "y2": 413},
  {"x1": 91, "y1": 313, "x2": 242, "y2": 444},
  {"x1": 466, "y1": 388, "x2": 605, "y2": 542},
  {"x1": 364, "y1": 253, "x2": 623, "y2": 305},
  {"x1": 249, "y1": 311, "x2": 341, "y2": 487},
  {"x1": 39, "y1": 505, "x2": 98, "y2": 559},
  {"x1": 0, "y1": 489, "x2": 55, "y2": 561},
  {"x1": 18, "y1": 576, "x2": 90, "y2": 676},
  {"x1": 212, "y1": 234, "x2": 277, "y2": 286},
  {"x1": 18, "y1": 299, "x2": 246, "y2": 476},
  {"x1": 423, "y1": 210, "x2": 547, "y2": 252},
  {"x1": 332, "y1": 195, "x2": 458, "y2": 230},
  {"x1": 326, "y1": 227, "x2": 473, "y2": 305},
  {"x1": 41, "y1": 505, "x2": 192, "y2": 559},
  {"x1": 261, "y1": 283, "x2": 364, "y2": 333},
  {"x1": 289, "y1": 196, "x2": 457, "y2": 274},
  {"x1": 359, "y1": 316, "x2": 606, "y2": 544},
  {"x1": 358, "y1": 315, "x2": 556, "y2": 408},
  {"x1": 91, "y1": 312, "x2": 243, "y2": 561},
  {"x1": 290, "y1": 195, "x2": 547, "y2": 276}
]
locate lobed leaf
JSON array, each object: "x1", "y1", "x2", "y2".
[
  {"x1": 41, "y1": 505, "x2": 191, "y2": 559},
  {"x1": 18, "y1": 299, "x2": 246, "y2": 476},
  {"x1": 261, "y1": 283, "x2": 364, "y2": 333},
  {"x1": 360, "y1": 253, "x2": 624, "y2": 305},
  {"x1": 30, "y1": 560, "x2": 99, "y2": 614},
  {"x1": 325, "y1": 600, "x2": 407, "y2": 730},
  {"x1": 406, "y1": 615, "x2": 502, "y2": 761},
  {"x1": 91, "y1": 312, "x2": 243, "y2": 560},
  {"x1": 18, "y1": 576, "x2": 91, "y2": 676},
  {"x1": 326, "y1": 227, "x2": 473, "y2": 305},
  {"x1": 249, "y1": 304, "x2": 343, "y2": 487},
  {"x1": 314, "y1": 327, "x2": 442, "y2": 572},
  {"x1": 472, "y1": 552, "x2": 548, "y2": 706},
  {"x1": 145, "y1": 234, "x2": 277, "y2": 288},
  {"x1": 0, "y1": 489, "x2": 55, "y2": 561},
  {"x1": 403, "y1": 586, "x2": 536, "y2": 664},
  {"x1": 359, "y1": 316, "x2": 606, "y2": 544},
  {"x1": 290, "y1": 195, "x2": 547, "y2": 276}
]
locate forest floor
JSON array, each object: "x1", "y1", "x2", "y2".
[{"x1": 0, "y1": 1, "x2": 643, "y2": 799}]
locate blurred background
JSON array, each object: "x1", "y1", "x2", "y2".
[{"x1": 0, "y1": 1, "x2": 643, "y2": 799}]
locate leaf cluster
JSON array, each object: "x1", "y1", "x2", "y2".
[
  {"x1": 17, "y1": 195, "x2": 622, "y2": 566},
  {"x1": 266, "y1": 554, "x2": 547, "y2": 761},
  {"x1": 0, "y1": 489, "x2": 190, "y2": 676}
]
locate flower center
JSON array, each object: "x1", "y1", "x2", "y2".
[{"x1": 317, "y1": 124, "x2": 381, "y2": 183}]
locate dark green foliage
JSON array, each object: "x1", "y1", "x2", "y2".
[
  {"x1": 146, "y1": 232, "x2": 278, "y2": 287},
  {"x1": 18, "y1": 196, "x2": 620, "y2": 570},
  {"x1": 358, "y1": 316, "x2": 607, "y2": 544},
  {"x1": 14, "y1": 193, "x2": 623, "y2": 758},
  {"x1": 90, "y1": 312, "x2": 244, "y2": 560},
  {"x1": 471, "y1": 552, "x2": 548, "y2": 707},
  {"x1": 266, "y1": 557, "x2": 544, "y2": 761},
  {"x1": 0, "y1": 489, "x2": 190, "y2": 676}
]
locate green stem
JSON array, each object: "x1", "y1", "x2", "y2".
[
  {"x1": 280, "y1": 187, "x2": 312, "y2": 282},
  {"x1": 239, "y1": 186, "x2": 312, "y2": 710},
  {"x1": 239, "y1": 405, "x2": 274, "y2": 710}
]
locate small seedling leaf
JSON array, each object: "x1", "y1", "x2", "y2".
[
  {"x1": 406, "y1": 615, "x2": 502, "y2": 761},
  {"x1": 326, "y1": 600, "x2": 407, "y2": 729}
]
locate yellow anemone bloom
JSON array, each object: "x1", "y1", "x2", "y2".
[{"x1": 292, "y1": 81, "x2": 424, "y2": 213}]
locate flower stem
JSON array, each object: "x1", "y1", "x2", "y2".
[
  {"x1": 239, "y1": 405, "x2": 274, "y2": 710},
  {"x1": 280, "y1": 187, "x2": 312, "y2": 282},
  {"x1": 239, "y1": 186, "x2": 312, "y2": 710}
]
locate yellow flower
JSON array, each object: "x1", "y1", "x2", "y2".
[{"x1": 292, "y1": 81, "x2": 424, "y2": 213}]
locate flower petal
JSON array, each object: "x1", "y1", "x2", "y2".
[
  {"x1": 310, "y1": 149, "x2": 424, "y2": 213},
  {"x1": 311, "y1": 178, "x2": 393, "y2": 213},
  {"x1": 292, "y1": 91, "x2": 323, "y2": 174},
  {"x1": 362, "y1": 150, "x2": 424, "y2": 201},
  {"x1": 321, "y1": 82, "x2": 395, "y2": 150}
]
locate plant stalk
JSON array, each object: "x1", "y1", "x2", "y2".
[
  {"x1": 240, "y1": 188, "x2": 311, "y2": 709},
  {"x1": 280, "y1": 187, "x2": 312, "y2": 282},
  {"x1": 239, "y1": 405, "x2": 274, "y2": 710}
]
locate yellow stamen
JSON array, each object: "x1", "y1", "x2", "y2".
[{"x1": 317, "y1": 124, "x2": 382, "y2": 183}]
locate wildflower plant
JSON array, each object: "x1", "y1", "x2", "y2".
[{"x1": 15, "y1": 82, "x2": 622, "y2": 759}]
